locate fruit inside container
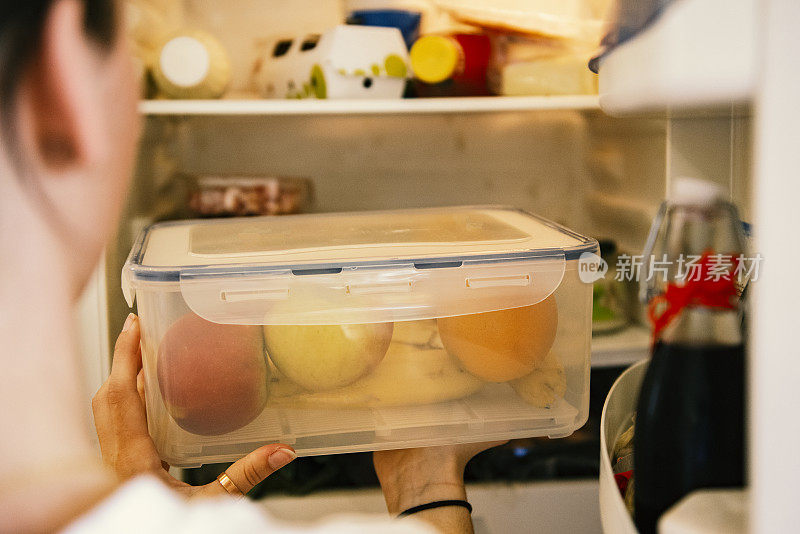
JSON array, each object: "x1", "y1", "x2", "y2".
[
  {"x1": 154, "y1": 292, "x2": 568, "y2": 438},
  {"x1": 126, "y1": 206, "x2": 595, "y2": 465}
]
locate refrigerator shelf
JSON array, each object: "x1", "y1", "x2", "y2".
[
  {"x1": 598, "y1": 0, "x2": 757, "y2": 115},
  {"x1": 591, "y1": 325, "x2": 650, "y2": 368},
  {"x1": 139, "y1": 95, "x2": 600, "y2": 116}
]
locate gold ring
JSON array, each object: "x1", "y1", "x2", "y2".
[{"x1": 216, "y1": 472, "x2": 244, "y2": 498}]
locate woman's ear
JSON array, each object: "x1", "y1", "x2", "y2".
[{"x1": 21, "y1": 0, "x2": 107, "y2": 170}]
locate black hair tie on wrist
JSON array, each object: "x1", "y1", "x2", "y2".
[{"x1": 398, "y1": 500, "x2": 473, "y2": 518}]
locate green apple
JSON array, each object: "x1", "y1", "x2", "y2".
[{"x1": 264, "y1": 323, "x2": 393, "y2": 392}]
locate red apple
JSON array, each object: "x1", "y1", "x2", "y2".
[{"x1": 157, "y1": 313, "x2": 268, "y2": 435}]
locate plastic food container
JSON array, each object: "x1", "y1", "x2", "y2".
[
  {"x1": 123, "y1": 206, "x2": 596, "y2": 467},
  {"x1": 188, "y1": 176, "x2": 312, "y2": 217},
  {"x1": 257, "y1": 25, "x2": 410, "y2": 100}
]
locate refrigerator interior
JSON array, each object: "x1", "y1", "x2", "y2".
[
  {"x1": 88, "y1": 0, "x2": 750, "y2": 359},
  {"x1": 102, "y1": 109, "x2": 670, "y2": 347},
  {"x1": 103, "y1": 112, "x2": 753, "y2": 359},
  {"x1": 73, "y1": 0, "x2": 757, "y2": 529}
]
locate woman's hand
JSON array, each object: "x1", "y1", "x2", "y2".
[
  {"x1": 373, "y1": 442, "x2": 506, "y2": 533},
  {"x1": 92, "y1": 314, "x2": 296, "y2": 498}
]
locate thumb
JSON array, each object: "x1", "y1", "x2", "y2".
[
  {"x1": 201, "y1": 444, "x2": 297, "y2": 497},
  {"x1": 109, "y1": 313, "x2": 143, "y2": 384}
]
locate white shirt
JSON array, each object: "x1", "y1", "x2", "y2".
[{"x1": 64, "y1": 476, "x2": 434, "y2": 534}]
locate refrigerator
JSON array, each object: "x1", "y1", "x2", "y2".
[{"x1": 73, "y1": 0, "x2": 800, "y2": 531}]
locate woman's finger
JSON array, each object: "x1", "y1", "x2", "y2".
[
  {"x1": 109, "y1": 314, "x2": 143, "y2": 384},
  {"x1": 201, "y1": 444, "x2": 296, "y2": 497},
  {"x1": 136, "y1": 369, "x2": 146, "y2": 408}
]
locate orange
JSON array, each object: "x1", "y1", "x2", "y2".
[{"x1": 437, "y1": 296, "x2": 558, "y2": 382}]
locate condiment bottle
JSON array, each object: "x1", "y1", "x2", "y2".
[
  {"x1": 634, "y1": 177, "x2": 746, "y2": 534},
  {"x1": 409, "y1": 33, "x2": 490, "y2": 96}
]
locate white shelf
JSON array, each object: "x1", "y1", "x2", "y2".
[
  {"x1": 598, "y1": 0, "x2": 757, "y2": 115},
  {"x1": 139, "y1": 95, "x2": 600, "y2": 116},
  {"x1": 591, "y1": 325, "x2": 650, "y2": 368}
]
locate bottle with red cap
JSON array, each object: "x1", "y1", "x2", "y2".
[
  {"x1": 409, "y1": 33, "x2": 491, "y2": 97},
  {"x1": 633, "y1": 177, "x2": 747, "y2": 534}
]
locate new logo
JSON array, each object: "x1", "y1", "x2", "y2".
[{"x1": 578, "y1": 252, "x2": 608, "y2": 284}]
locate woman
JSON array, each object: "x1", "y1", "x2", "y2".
[{"x1": 0, "y1": 1, "x2": 497, "y2": 532}]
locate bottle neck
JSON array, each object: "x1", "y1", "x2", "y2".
[
  {"x1": 660, "y1": 307, "x2": 742, "y2": 346},
  {"x1": 641, "y1": 199, "x2": 745, "y2": 304}
]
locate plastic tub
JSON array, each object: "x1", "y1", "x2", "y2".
[
  {"x1": 123, "y1": 206, "x2": 597, "y2": 467},
  {"x1": 599, "y1": 360, "x2": 647, "y2": 534}
]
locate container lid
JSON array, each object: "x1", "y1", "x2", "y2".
[{"x1": 123, "y1": 206, "x2": 596, "y2": 325}]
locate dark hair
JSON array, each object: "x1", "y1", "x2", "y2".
[{"x1": 0, "y1": 0, "x2": 117, "y2": 149}]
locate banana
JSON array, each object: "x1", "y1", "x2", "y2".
[
  {"x1": 268, "y1": 320, "x2": 483, "y2": 408},
  {"x1": 390, "y1": 319, "x2": 438, "y2": 346},
  {"x1": 510, "y1": 351, "x2": 567, "y2": 408}
]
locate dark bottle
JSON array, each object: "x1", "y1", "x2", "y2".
[{"x1": 634, "y1": 177, "x2": 746, "y2": 534}]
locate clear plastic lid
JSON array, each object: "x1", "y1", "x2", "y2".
[{"x1": 124, "y1": 206, "x2": 596, "y2": 325}]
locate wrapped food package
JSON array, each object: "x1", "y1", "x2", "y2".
[
  {"x1": 428, "y1": 0, "x2": 605, "y2": 96},
  {"x1": 487, "y1": 32, "x2": 597, "y2": 96},
  {"x1": 433, "y1": 0, "x2": 608, "y2": 45},
  {"x1": 188, "y1": 176, "x2": 313, "y2": 217}
]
